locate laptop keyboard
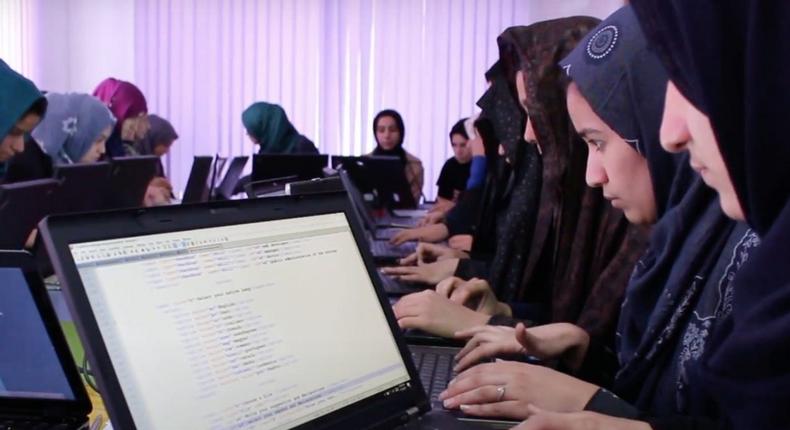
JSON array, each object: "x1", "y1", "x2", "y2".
[
  {"x1": 374, "y1": 227, "x2": 403, "y2": 241},
  {"x1": 370, "y1": 240, "x2": 417, "y2": 257},
  {"x1": 409, "y1": 346, "x2": 458, "y2": 404}
]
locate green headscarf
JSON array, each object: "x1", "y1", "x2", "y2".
[
  {"x1": 0, "y1": 59, "x2": 44, "y2": 141},
  {"x1": 241, "y1": 102, "x2": 300, "y2": 154}
]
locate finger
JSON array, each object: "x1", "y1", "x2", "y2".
[
  {"x1": 399, "y1": 252, "x2": 418, "y2": 266},
  {"x1": 458, "y1": 401, "x2": 526, "y2": 419},
  {"x1": 440, "y1": 365, "x2": 507, "y2": 399},
  {"x1": 382, "y1": 266, "x2": 417, "y2": 276},
  {"x1": 455, "y1": 336, "x2": 482, "y2": 361},
  {"x1": 399, "y1": 273, "x2": 426, "y2": 283},
  {"x1": 436, "y1": 277, "x2": 460, "y2": 298},
  {"x1": 397, "y1": 316, "x2": 427, "y2": 330},
  {"x1": 441, "y1": 385, "x2": 503, "y2": 409},
  {"x1": 454, "y1": 325, "x2": 493, "y2": 339},
  {"x1": 454, "y1": 343, "x2": 500, "y2": 372},
  {"x1": 515, "y1": 323, "x2": 538, "y2": 352},
  {"x1": 525, "y1": 404, "x2": 545, "y2": 417},
  {"x1": 449, "y1": 286, "x2": 474, "y2": 306}
]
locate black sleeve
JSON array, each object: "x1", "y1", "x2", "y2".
[
  {"x1": 436, "y1": 160, "x2": 454, "y2": 200},
  {"x1": 454, "y1": 258, "x2": 489, "y2": 280},
  {"x1": 645, "y1": 416, "x2": 723, "y2": 430},
  {"x1": 573, "y1": 337, "x2": 619, "y2": 388},
  {"x1": 445, "y1": 187, "x2": 482, "y2": 236},
  {"x1": 585, "y1": 390, "x2": 724, "y2": 430}
]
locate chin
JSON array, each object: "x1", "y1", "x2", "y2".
[{"x1": 720, "y1": 195, "x2": 747, "y2": 221}]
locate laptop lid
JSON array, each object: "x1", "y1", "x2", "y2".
[
  {"x1": 106, "y1": 156, "x2": 160, "y2": 210},
  {"x1": 0, "y1": 251, "x2": 91, "y2": 421},
  {"x1": 216, "y1": 156, "x2": 249, "y2": 199},
  {"x1": 53, "y1": 162, "x2": 112, "y2": 215},
  {"x1": 252, "y1": 154, "x2": 328, "y2": 182},
  {"x1": 340, "y1": 156, "x2": 417, "y2": 209},
  {"x1": 40, "y1": 194, "x2": 432, "y2": 430},
  {"x1": 338, "y1": 170, "x2": 378, "y2": 234},
  {"x1": 0, "y1": 179, "x2": 60, "y2": 249},
  {"x1": 182, "y1": 156, "x2": 214, "y2": 204}
]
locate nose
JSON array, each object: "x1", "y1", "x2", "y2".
[
  {"x1": 585, "y1": 150, "x2": 607, "y2": 188},
  {"x1": 10, "y1": 135, "x2": 25, "y2": 154},
  {"x1": 659, "y1": 81, "x2": 691, "y2": 153},
  {"x1": 97, "y1": 141, "x2": 106, "y2": 155},
  {"x1": 524, "y1": 117, "x2": 537, "y2": 143}
]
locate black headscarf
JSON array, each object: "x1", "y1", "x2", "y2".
[
  {"x1": 632, "y1": 0, "x2": 790, "y2": 427},
  {"x1": 372, "y1": 109, "x2": 408, "y2": 165}
]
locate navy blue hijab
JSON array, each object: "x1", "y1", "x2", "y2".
[
  {"x1": 632, "y1": 0, "x2": 790, "y2": 427},
  {"x1": 561, "y1": 6, "x2": 741, "y2": 415}
]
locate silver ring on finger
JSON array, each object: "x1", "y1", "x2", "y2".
[{"x1": 495, "y1": 385, "x2": 506, "y2": 402}]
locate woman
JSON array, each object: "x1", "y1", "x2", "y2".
[
  {"x1": 368, "y1": 109, "x2": 424, "y2": 204},
  {"x1": 442, "y1": 6, "x2": 759, "y2": 428},
  {"x1": 432, "y1": 117, "x2": 473, "y2": 212},
  {"x1": 93, "y1": 78, "x2": 149, "y2": 158},
  {"x1": 242, "y1": 101, "x2": 317, "y2": 154},
  {"x1": 0, "y1": 60, "x2": 47, "y2": 180},
  {"x1": 31, "y1": 93, "x2": 116, "y2": 164},
  {"x1": 130, "y1": 114, "x2": 178, "y2": 157},
  {"x1": 391, "y1": 17, "x2": 647, "y2": 343}
]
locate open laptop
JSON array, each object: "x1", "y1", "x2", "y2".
[
  {"x1": 0, "y1": 251, "x2": 91, "y2": 429},
  {"x1": 0, "y1": 179, "x2": 60, "y2": 249},
  {"x1": 244, "y1": 175, "x2": 299, "y2": 199},
  {"x1": 341, "y1": 156, "x2": 418, "y2": 209},
  {"x1": 40, "y1": 193, "x2": 499, "y2": 429},
  {"x1": 52, "y1": 162, "x2": 112, "y2": 215},
  {"x1": 181, "y1": 156, "x2": 214, "y2": 204},
  {"x1": 105, "y1": 156, "x2": 160, "y2": 210},
  {"x1": 252, "y1": 154, "x2": 329, "y2": 182},
  {"x1": 215, "y1": 156, "x2": 249, "y2": 200}
]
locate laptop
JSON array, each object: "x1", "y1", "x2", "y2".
[
  {"x1": 341, "y1": 156, "x2": 418, "y2": 209},
  {"x1": 40, "y1": 194, "x2": 494, "y2": 429},
  {"x1": 181, "y1": 156, "x2": 214, "y2": 204},
  {"x1": 52, "y1": 162, "x2": 112, "y2": 215},
  {"x1": 244, "y1": 175, "x2": 299, "y2": 199},
  {"x1": 105, "y1": 156, "x2": 160, "y2": 210},
  {"x1": 251, "y1": 154, "x2": 328, "y2": 182},
  {"x1": 0, "y1": 250, "x2": 91, "y2": 429},
  {"x1": 215, "y1": 156, "x2": 249, "y2": 200},
  {"x1": 0, "y1": 179, "x2": 60, "y2": 249}
]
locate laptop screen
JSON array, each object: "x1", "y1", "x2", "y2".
[
  {"x1": 68, "y1": 212, "x2": 410, "y2": 429},
  {"x1": 0, "y1": 268, "x2": 76, "y2": 400}
]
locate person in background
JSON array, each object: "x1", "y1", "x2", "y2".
[
  {"x1": 92, "y1": 78, "x2": 149, "y2": 158},
  {"x1": 242, "y1": 101, "x2": 317, "y2": 154},
  {"x1": 430, "y1": 117, "x2": 473, "y2": 217},
  {"x1": 370, "y1": 109, "x2": 424, "y2": 204},
  {"x1": 0, "y1": 59, "x2": 47, "y2": 182},
  {"x1": 31, "y1": 93, "x2": 115, "y2": 164},
  {"x1": 129, "y1": 114, "x2": 178, "y2": 157},
  {"x1": 133, "y1": 114, "x2": 179, "y2": 207}
]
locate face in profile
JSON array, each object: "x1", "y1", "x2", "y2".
[
  {"x1": 0, "y1": 113, "x2": 41, "y2": 162},
  {"x1": 79, "y1": 125, "x2": 112, "y2": 163},
  {"x1": 450, "y1": 133, "x2": 472, "y2": 164},
  {"x1": 566, "y1": 82, "x2": 657, "y2": 224},
  {"x1": 659, "y1": 81, "x2": 745, "y2": 221},
  {"x1": 375, "y1": 116, "x2": 401, "y2": 151},
  {"x1": 514, "y1": 71, "x2": 539, "y2": 146}
]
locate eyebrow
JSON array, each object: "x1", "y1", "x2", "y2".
[{"x1": 577, "y1": 128, "x2": 604, "y2": 139}]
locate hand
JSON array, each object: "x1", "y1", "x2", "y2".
[
  {"x1": 380, "y1": 258, "x2": 459, "y2": 285},
  {"x1": 393, "y1": 290, "x2": 490, "y2": 337},
  {"x1": 390, "y1": 228, "x2": 422, "y2": 245},
  {"x1": 418, "y1": 211, "x2": 445, "y2": 226},
  {"x1": 470, "y1": 134, "x2": 486, "y2": 157},
  {"x1": 436, "y1": 277, "x2": 510, "y2": 316},
  {"x1": 399, "y1": 243, "x2": 468, "y2": 266},
  {"x1": 452, "y1": 325, "x2": 523, "y2": 372},
  {"x1": 144, "y1": 177, "x2": 173, "y2": 207},
  {"x1": 438, "y1": 361, "x2": 599, "y2": 419},
  {"x1": 512, "y1": 405, "x2": 652, "y2": 430},
  {"x1": 455, "y1": 323, "x2": 591, "y2": 372},
  {"x1": 448, "y1": 234, "x2": 473, "y2": 251}
]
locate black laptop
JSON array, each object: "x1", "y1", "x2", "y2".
[
  {"x1": 340, "y1": 156, "x2": 418, "y2": 209},
  {"x1": 40, "y1": 194, "x2": 493, "y2": 429},
  {"x1": 215, "y1": 156, "x2": 249, "y2": 200},
  {"x1": 0, "y1": 251, "x2": 91, "y2": 429},
  {"x1": 251, "y1": 154, "x2": 328, "y2": 182},
  {"x1": 181, "y1": 156, "x2": 214, "y2": 204},
  {"x1": 0, "y1": 179, "x2": 60, "y2": 249},
  {"x1": 105, "y1": 156, "x2": 160, "y2": 210},
  {"x1": 52, "y1": 162, "x2": 112, "y2": 215}
]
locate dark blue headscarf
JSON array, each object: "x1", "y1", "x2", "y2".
[
  {"x1": 561, "y1": 6, "x2": 747, "y2": 416},
  {"x1": 632, "y1": 0, "x2": 790, "y2": 427}
]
